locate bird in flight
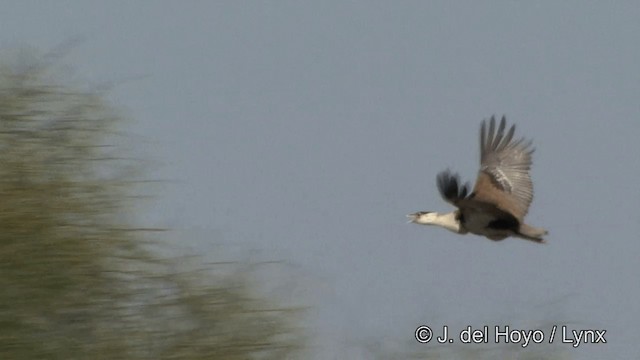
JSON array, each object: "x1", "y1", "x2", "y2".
[{"x1": 407, "y1": 116, "x2": 547, "y2": 243}]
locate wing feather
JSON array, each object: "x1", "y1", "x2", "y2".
[
  {"x1": 436, "y1": 170, "x2": 470, "y2": 206},
  {"x1": 473, "y1": 116, "x2": 536, "y2": 220}
]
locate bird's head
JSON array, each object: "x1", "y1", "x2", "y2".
[{"x1": 406, "y1": 211, "x2": 438, "y2": 225}]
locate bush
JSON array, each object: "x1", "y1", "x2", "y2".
[{"x1": 0, "y1": 48, "x2": 304, "y2": 360}]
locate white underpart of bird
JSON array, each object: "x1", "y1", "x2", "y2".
[{"x1": 407, "y1": 116, "x2": 548, "y2": 243}]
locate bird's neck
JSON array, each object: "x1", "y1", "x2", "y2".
[{"x1": 423, "y1": 212, "x2": 464, "y2": 234}]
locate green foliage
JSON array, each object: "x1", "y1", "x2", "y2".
[{"x1": 0, "y1": 49, "x2": 304, "y2": 359}]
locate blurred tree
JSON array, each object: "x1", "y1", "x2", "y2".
[{"x1": 0, "y1": 48, "x2": 304, "y2": 359}]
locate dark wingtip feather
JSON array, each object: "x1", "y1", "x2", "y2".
[
  {"x1": 491, "y1": 116, "x2": 506, "y2": 149},
  {"x1": 436, "y1": 170, "x2": 469, "y2": 204},
  {"x1": 488, "y1": 116, "x2": 496, "y2": 143},
  {"x1": 502, "y1": 123, "x2": 516, "y2": 148}
]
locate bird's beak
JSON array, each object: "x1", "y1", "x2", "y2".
[{"x1": 406, "y1": 213, "x2": 418, "y2": 223}]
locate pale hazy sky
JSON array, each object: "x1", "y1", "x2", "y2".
[{"x1": 2, "y1": 2, "x2": 639, "y2": 359}]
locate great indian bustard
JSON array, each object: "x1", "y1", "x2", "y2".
[{"x1": 407, "y1": 116, "x2": 548, "y2": 243}]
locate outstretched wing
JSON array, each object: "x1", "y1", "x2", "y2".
[
  {"x1": 437, "y1": 170, "x2": 470, "y2": 206},
  {"x1": 471, "y1": 116, "x2": 535, "y2": 220}
]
